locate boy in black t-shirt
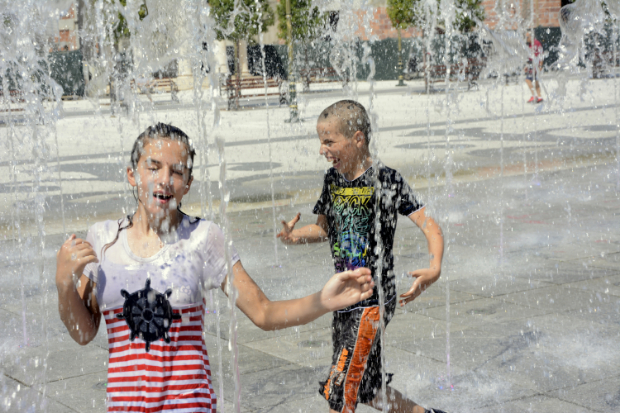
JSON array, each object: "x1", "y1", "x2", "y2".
[{"x1": 278, "y1": 100, "x2": 446, "y2": 413}]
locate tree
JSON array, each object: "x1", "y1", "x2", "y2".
[
  {"x1": 387, "y1": 0, "x2": 420, "y2": 85},
  {"x1": 387, "y1": 0, "x2": 484, "y2": 89},
  {"x1": 453, "y1": 0, "x2": 485, "y2": 33},
  {"x1": 210, "y1": 0, "x2": 275, "y2": 44},
  {"x1": 387, "y1": 0, "x2": 420, "y2": 31},
  {"x1": 276, "y1": 0, "x2": 328, "y2": 90},
  {"x1": 276, "y1": 0, "x2": 327, "y2": 42},
  {"x1": 209, "y1": 0, "x2": 274, "y2": 109},
  {"x1": 112, "y1": 0, "x2": 148, "y2": 47},
  {"x1": 387, "y1": 0, "x2": 485, "y2": 34}
]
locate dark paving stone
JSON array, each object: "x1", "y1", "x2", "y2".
[
  {"x1": 512, "y1": 262, "x2": 619, "y2": 285},
  {"x1": 229, "y1": 364, "x2": 323, "y2": 411},
  {"x1": 476, "y1": 395, "x2": 598, "y2": 413},
  {"x1": 563, "y1": 274, "x2": 620, "y2": 297},
  {"x1": 550, "y1": 375, "x2": 620, "y2": 413},
  {"x1": 416, "y1": 296, "x2": 552, "y2": 327},
  {"x1": 2, "y1": 339, "x2": 108, "y2": 386},
  {"x1": 501, "y1": 285, "x2": 615, "y2": 314},
  {"x1": 42, "y1": 371, "x2": 110, "y2": 413}
]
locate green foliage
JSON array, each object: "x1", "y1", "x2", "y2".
[
  {"x1": 601, "y1": 1, "x2": 620, "y2": 20},
  {"x1": 276, "y1": 0, "x2": 328, "y2": 42},
  {"x1": 387, "y1": 0, "x2": 420, "y2": 30},
  {"x1": 453, "y1": 0, "x2": 485, "y2": 32},
  {"x1": 387, "y1": 0, "x2": 484, "y2": 33},
  {"x1": 112, "y1": 0, "x2": 148, "y2": 45},
  {"x1": 210, "y1": 0, "x2": 275, "y2": 42}
]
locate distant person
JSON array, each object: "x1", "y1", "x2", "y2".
[
  {"x1": 278, "y1": 100, "x2": 447, "y2": 413},
  {"x1": 525, "y1": 31, "x2": 544, "y2": 103},
  {"x1": 55, "y1": 123, "x2": 375, "y2": 412}
]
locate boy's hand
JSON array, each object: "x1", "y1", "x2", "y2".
[
  {"x1": 277, "y1": 212, "x2": 301, "y2": 244},
  {"x1": 320, "y1": 268, "x2": 374, "y2": 312},
  {"x1": 399, "y1": 267, "x2": 441, "y2": 306},
  {"x1": 56, "y1": 234, "x2": 98, "y2": 290}
]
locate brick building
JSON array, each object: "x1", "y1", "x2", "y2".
[
  {"x1": 482, "y1": 0, "x2": 563, "y2": 29},
  {"x1": 51, "y1": 3, "x2": 79, "y2": 52},
  {"x1": 353, "y1": 7, "x2": 418, "y2": 41}
]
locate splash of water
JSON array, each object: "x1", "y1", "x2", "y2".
[
  {"x1": 556, "y1": 0, "x2": 607, "y2": 75},
  {"x1": 255, "y1": 1, "x2": 280, "y2": 267},
  {"x1": 216, "y1": 136, "x2": 242, "y2": 413},
  {"x1": 363, "y1": 39, "x2": 389, "y2": 412}
]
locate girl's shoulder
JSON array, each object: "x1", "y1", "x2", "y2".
[
  {"x1": 87, "y1": 218, "x2": 128, "y2": 244},
  {"x1": 179, "y1": 215, "x2": 221, "y2": 241}
]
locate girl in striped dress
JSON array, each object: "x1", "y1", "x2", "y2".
[{"x1": 55, "y1": 123, "x2": 374, "y2": 412}]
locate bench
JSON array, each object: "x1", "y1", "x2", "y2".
[
  {"x1": 221, "y1": 74, "x2": 286, "y2": 110},
  {"x1": 592, "y1": 50, "x2": 620, "y2": 78},
  {"x1": 0, "y1": 89, "x2": 25, "y2": 103},
  {"x1": 299, "y1": 67, "x2": 346, "y2": 90},
  {"x1": 130, "y1": 77, "x2": 179, "y2": 102},
  {"x1": 419, "y1": 57, "x2": 486, "y2": 90}
]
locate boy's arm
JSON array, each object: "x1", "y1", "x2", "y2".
[
  {"x1": 399, "y1": 207, "x2": 444, "y2": 306},
  {"x1": 277, "y1": 213, "x2": 329, "y2": 244},
  {"x1": 222, "y1": 261, "x2": 373, "y2": 330}
]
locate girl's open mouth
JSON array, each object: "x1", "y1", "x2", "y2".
[{"x1": 153, "y1": 193, "x2": 173, "y2": 204}]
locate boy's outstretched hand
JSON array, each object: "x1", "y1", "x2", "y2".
[
  {"x1": 399, "y1": 267, "x2": 441, "y2": 306},
  {"x1": 320, "y1": 268, "x2": 374, "y2": 312},
  {"x1": 277, "y1": 212, "x2": 301, "y2": 244}
]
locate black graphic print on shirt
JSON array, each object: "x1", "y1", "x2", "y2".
[
  {"x1": 313, "y1": 166, "x2": 423, "y2": 309},
  {"x1": 331, "y1": 185, "x2": 375, "y2": 271},
  {"x1": 116, "y1": 279, "x2": 182, "y2": 352}
]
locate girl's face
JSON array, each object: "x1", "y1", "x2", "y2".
[{"x1": 127, "y1": 138, "x2": 193, "y2": 222}]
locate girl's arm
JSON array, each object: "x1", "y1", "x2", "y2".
[
  {"x1": 221, "y1": 261, "x2": 373, "y2": 331},
  {"x1": 277, "y1": 213, "x2": 329, "y2": 245},
  {"x1": 56, "y1": 235, "x2": 101, "y2": 345}
]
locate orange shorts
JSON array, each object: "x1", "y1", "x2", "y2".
[{"x1": 319, "y1": 298, "x2": 396, "y2": 412}]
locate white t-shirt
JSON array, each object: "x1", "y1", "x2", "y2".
[
  {"x1": 82, "y1": 214, "x2": 240, "y2": 412},
  {"x1": 84, "y1": 215, "x2": 240, "y2": 311}
]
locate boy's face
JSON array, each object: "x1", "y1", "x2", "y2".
[{"x1": 317, "y1": 120, "x2": 365, "y2": 176}]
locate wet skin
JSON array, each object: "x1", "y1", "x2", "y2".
[{"x1": 317, "y1": 120, "x2": 372, "y2": 182}]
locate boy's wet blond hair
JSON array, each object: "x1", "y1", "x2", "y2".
[{"x1": 318, "y1": 100, "x2": 371, "y2": 145}]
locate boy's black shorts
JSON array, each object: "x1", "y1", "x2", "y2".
[{"x1": 319, "y1": 298, "x2": 396, "y2": 412}]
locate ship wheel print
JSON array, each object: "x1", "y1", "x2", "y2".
[{"x1": 116, "y1": 279, "x2": 181, "y2": 352}]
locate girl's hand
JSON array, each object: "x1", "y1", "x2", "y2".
[
  {"x1": 319, "y1": 268, "x2": 374, "y2": 312},
  {"x1": 277, "y1": 212, "x2": 301, "y2": 244},
  {"x1": 56, "y1": 234, "x2": 98, "y2": 290}
]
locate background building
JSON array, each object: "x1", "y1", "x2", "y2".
[
  {"x1": 50, "y1": 3, "x2": 79, "y2": 52},
  {"x1": 46, "y1": 0, "x2": 583, "y2": 97}
]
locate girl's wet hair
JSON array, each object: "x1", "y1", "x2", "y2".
[
  {"x1": 103, "y1": 123, "x2": 194, "y2": 257},
  {"x1": 318, "y1": 100, "x2": 371, "y2": 145},
  {"x1": 130, "y1": 122, "x2": 196, "y2": 180}
]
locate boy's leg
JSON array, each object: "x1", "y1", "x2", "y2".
[
  {"x1": 365, "y1": 386, "x2": 425, "y2": 413},
  {"x1": 358, "y1": 301, "x2": 427, "y2": 413},
  {"x1": 320, "y1": 304, "x2": 387, "y2": 413}
]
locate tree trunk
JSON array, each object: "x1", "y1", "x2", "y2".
[
  {"x1": 423, "y1": 30, "x2": 429, "y2": 94},
  {"x1": 234, "y1": 39, "x2": 241, "y2": 109}
]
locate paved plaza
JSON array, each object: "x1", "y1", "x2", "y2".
[{"x1": 1, "y1": 76, "x2": 620, "y2": 412}]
